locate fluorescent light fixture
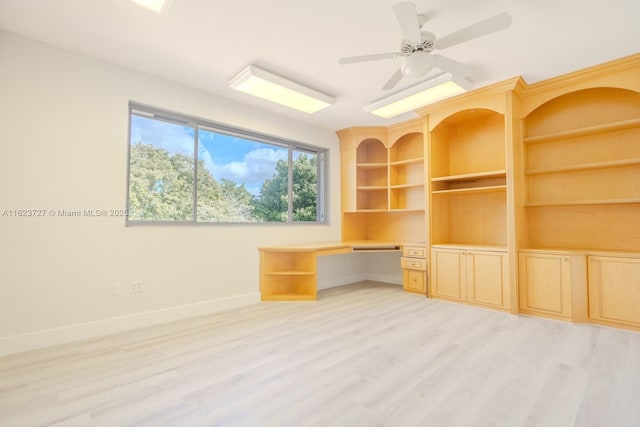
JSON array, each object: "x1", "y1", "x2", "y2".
[
  {"x1": 130, "y1": 0, "x2": 172, "y2": 14},
  {"x1": 364, "y1": 73, "x2": 472, "y2": 119},
  {"x1": 229, "y1": 66, "x2": 335, "y2": 114}
]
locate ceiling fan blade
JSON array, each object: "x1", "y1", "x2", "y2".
[
  {"x1": 432, "y1": 54, "x2": 471, "y2": 77},
  {"x1": 393, "y1": 2, "x2": 422, "y2": 43},
  {"x1": 382, "y1": 68, "x2": 404, "y2": 91},
  {"x1": 435, "y1": 12, "x2": 512, "y2": 50},
  {"x1": 338, "y1": 52, "x2": 399, "y2": 65}
]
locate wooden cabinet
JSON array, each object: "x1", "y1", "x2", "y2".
[
  {"x1": 338, "y1": 119, "x2": 426, "y2": 243},
  {"x1": 259, "y1": 249, "x2": 317, "y2": 301},
  {"x1": 518, "y1": 250, "x2": 588, "y2": 322},
  {"x1": 588, "y1": 255, "x2": 640, "y2": 330},
  {"x1": 423, "y1": 85, "x2": 517, "y2": 314},
  {"x1": 432, "y1": 246, "x2": 509, "y2": 310},
  {"x1": 356, "y1": 138, "x2": 388, "y2": 212},
  {"x1": 389, "y1": 133, "x2": 425, "y2": 212},
  {"x1": 401, "y1": 245, "x2": 427, "y2": 295},
  {"x1": 428, "y1": 108, "x2": 509, "y2": 248},
  {"x1": 523, "y1": 87, "x2": 640, "y2": 252}
]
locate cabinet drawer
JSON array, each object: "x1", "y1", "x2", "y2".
[
  {"x1": 403, "y1": 246, "x2": 426, "y2": 258},
  {"x1": 401, "y1": 257, "x2": 427, "y2": 270}
]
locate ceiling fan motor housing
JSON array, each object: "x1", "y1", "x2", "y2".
[{"x1": 400, "y1": 31, "x2": 436, "y2": 77}]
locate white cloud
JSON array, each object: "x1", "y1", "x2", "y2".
[
  {"x1": 202, "y1": 147, "x2": 287, "y2": 194},
  {"x1": 132, "y1": 116, "x2": 194, "y2": 156}
]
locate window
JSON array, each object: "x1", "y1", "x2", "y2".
[{"x1": 127, "y1": 104, "x2": 326, "y2": 224}]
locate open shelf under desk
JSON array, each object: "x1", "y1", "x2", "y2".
[
  {"x1": 261, "y1": 294, "x2": 316, "y2": 301},
  {"x1": 264, "y1": 271, "x2": 315, "y2": 276}
]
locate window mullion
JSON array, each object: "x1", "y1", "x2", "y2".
[
  {"x1": 193, "y1": 126, "x2": 199, "y2": 223},
  {"x1": 288, "y1": 147, "x2": 293, "y2": 222}
]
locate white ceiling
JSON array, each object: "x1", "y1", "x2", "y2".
[{"x1": 1, "y1": 0, "x2": 639, "y2": 131}]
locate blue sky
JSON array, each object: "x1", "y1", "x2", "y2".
[{"x1": 131, "y1": 115, "x2": 286, "y2": 194}]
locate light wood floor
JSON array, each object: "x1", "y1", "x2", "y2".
[{"x1": 1, "y1": 281, "x2": 639, "y2": 427}]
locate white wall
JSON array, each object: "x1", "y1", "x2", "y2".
[{"x1": 0, "y1": 30, "x2": 361, "y2": 356}]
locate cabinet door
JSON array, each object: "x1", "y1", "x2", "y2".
[
  {"x1": 466, "y1": 251, "x2": 508, "y2": 309},
  {"x1": 404, "y1": 269, "x2": 426, "y2": 294},
  {"x1": 518, "y1": 252, "x2": 570, "y2": 317},
  {"x1": 432, "y1": 248, "x2": 465, "y2": 301},
  {"x1": 589, "y1": 256, "x2": 640, "y2": 328}
]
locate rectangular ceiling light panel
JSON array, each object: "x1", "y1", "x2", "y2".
[
  {"x1": 365, "y1": 73, "x2": 472, "y2": 119},
  {"x1": 229, "y1": 66, "x2": 335, "y2": 114},
  {"x1": 130, "y1": 0, "x2": 172, "y2": 14}
]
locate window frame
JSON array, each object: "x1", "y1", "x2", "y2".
[{"x1": 126, "y1": 102, "x2": 328, "y2": 225}]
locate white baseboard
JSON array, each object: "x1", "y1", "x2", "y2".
[
  {"x1": 318, "y1": 273, "x2": 402, "y2": 290},
  {"x1": 0, "y1": 292, "x2": 260, "y2": 358},
  {"x1": 317, "y1": 273, "x2": 367, "y2": 290},
  {"x1": 363, "y1": 273, "x2": 403, "y2": 285}
]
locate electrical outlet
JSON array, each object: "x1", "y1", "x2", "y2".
[
  {"x1": 112, "y1": 282, "x2": 121, "y2": 295},
  {"x1": 130, "y1": 281, "x2": 143, "y2": 293}
]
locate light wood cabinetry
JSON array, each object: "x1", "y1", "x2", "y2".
[
  {"x1": 331, "y1": 54, "x2": 640, "y2": 330},
  {"x1": 429, "y1": 109, "x2": 508, "y2": 248},
  {"x1": 401, "y1": 245, "x2": 427, "y2": 295},
  {"x1": 518, "y1": 56, "x2": 640, "y2": 329},
  {"x1": 259, "y1": 249, "x2": 317, "y2": 301},
  {"x1": 432, "y1": 245, "x2": 509, "y2": 310},
  {"x1": 338, "y1": 119, "x2": 426, "y2": 243},
  {"x1": 421, "y1": 81, "x2": 520, "y2": 313},
  {"x1": 518, "y1": 250, "x2": 588, "y2": 322},
  {"x1": 588, "y1": 254, "x2": 640, "y2": 330},
  {"x1": 523, "y1": 88, "x2": 640, "y2": 251}
]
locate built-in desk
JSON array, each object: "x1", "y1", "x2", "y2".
[{"x1": 259, "y1": 241, "x2": 426, "y2": 301}]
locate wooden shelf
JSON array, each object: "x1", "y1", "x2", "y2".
[
  {"x1": 261, "y1": 293, "x2": 316, "y2": 301},
  {"x1": 390, "y1": 183, "x2": 424, "y2": 189},
  {"x1": 526, "y1": 158, "x2": 640, "y2": 175},
  {"x1": 357, "y1": 163, "x2": 387, "y2": 169},
  {"x1": 524, "y1": 118, "x2": 640, "y2": 144},
  {"x1": 390, "y1": 157, "x2": 424, "y2": 166},
  {"x1": 265, "y1": 271, "x2": 315, "y2": 276},
  {"x1": 355, "y1": 209, "x2": 388, "y2": 213},
  {"x1": 432, "y1": 185, "x2": 507, "y2": 195},
  {"x1": 431, "y1": 170, "x2": 507, "y2": 183},
  {"x1": 526, "y1": 198, "x2": 640, "y2": 207},
  {"x1": 389, "y1": 208, "x2": 425, "y2": 213},
  {"x1": 357, "y1": 186, "x2": 388, "y2": 191}
]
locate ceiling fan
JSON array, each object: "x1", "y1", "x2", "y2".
[{"x1": 338, "y1": 2, "x2": 512, "y2": 90}]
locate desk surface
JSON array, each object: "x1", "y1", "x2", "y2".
[{"x1": 258, "y1": 240, "x2": 425, "y2": 254}]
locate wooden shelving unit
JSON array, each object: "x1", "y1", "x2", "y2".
[
  {"x1": 429, "y1": 109, "x2": 508, "y2": 249},
  {"x1": 520, "y1": 84, "x2": 640, "y2": 329},
  {"x1": 338, "y1": 120, "x2": 426, "y2": 244},
  {"x1": 427, "y1": 106, "x2": 511, "y2": 311},
  {"x1": 260, "y1": 249, "x2": 317, "y2": 301}
]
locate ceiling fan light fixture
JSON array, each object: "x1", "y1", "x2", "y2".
[
  {"x1": 364, "y1": 72, "x2": 471, "y2": 119},
  {"x1": 401, "y1": 51, "x2": 433, "y2": 77},
  {"x1": 229, "y1": 65, "x2": 335, "y2": 114}
]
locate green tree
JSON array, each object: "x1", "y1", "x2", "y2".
[
  {"x1": 252, "y1": 159, "x2": 289, "y2": 222},
  {"x1": 128, "y1": 142, "x2": 194, "y2": 221},
  {"x1": 129, "y1": 142, "x2": 255, "y2": 222},
  {"x1": 252, "y1": 154, "x2": 318, "y2": 222},
  {"x1": 292, "y1": 154, "x2": 318, "y2": 221}
]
